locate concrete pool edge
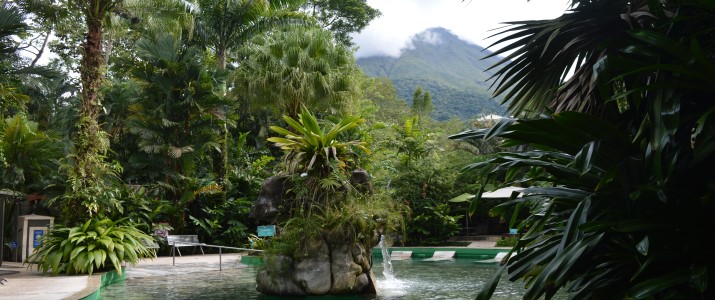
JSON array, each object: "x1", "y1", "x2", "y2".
[
  {"x1": 240, "y1": 255, "x2": 263, "y2": 266},
  {"x1": 372, "y1": 247, "x2": 511, "y2": 260},
  {"x1": 240, "y1": 247, "x2": 512, "y2": 265},
  {"x1": 76, "y1": 268, "x2": 126, "y2": 300}
]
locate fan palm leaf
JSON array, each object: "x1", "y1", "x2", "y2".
[{"x1": 453, "y1": 1, "x2": 715, "y2": 298}]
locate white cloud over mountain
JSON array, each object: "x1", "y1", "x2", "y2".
[{"x1": 351, "y1": 0, "x2": 569, "y2": 58}]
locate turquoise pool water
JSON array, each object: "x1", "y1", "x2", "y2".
[{"x1": 98, "y1": 258, "x2": 529, "y2": 299}]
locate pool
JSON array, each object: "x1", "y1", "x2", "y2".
[{"x1": 98, "y1": 258, "x2": 530, "y2": 299}]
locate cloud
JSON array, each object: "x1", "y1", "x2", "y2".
[
  {"x1": 402, "y1": 29, "x2": 443, "y2": 52},
  {"x1": 352, "y1": 0, "x2": 569, "y2": 58}
]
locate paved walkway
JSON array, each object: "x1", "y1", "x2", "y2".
[
  {"x1": 0, "y1": 253, "x2": 244, "y2": 300},
  {"x1": 466, "y1": 235, "x2": 511, "y2": 249},
  {"x1": 0, "y1": 262, "x2": 90, "y2": 300}
]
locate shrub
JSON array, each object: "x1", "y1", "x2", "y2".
[
  {"x1": 28, "y1": 218, "x2": 154, "y2": 275},
  {"x1": 495, "y1": 236, "x2": 518, "y2": 247}
]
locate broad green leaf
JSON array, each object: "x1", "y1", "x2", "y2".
[
  {"x1": 70, "y1": 246, "x2": 86, "y2": 261},
  {"x1": 628, "y1": 270, "x2": 691, "y2": 299},
  {"x1": 269, "y1": 126, "x2": 294, "y2": 137},
  {"x1": 475, "y1": 264, "x2": 507, "y2": 300},
  {"x1": 93, "y1": 250, "x2": 104, "y2": 269},
  {"x1": 448, "y1": 193, "x2": 474, "y2": 203},
  {"x1": 573, "y1": 141, "x2": 600, "y2": 175}
]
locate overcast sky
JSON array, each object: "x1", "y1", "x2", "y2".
[{"x1": 351, "y1": 0, "x2": 571, "y2": 58}]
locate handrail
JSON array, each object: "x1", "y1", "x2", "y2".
[{"x1": 169, "y1": 241, "x2": 263, "y2": 270}]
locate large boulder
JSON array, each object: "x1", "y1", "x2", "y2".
[
  {"x1": 256, "y1": 239, "x2": 377, "y2": 296},
  {"x1": 350, "y1": 169, "x2": 373, "y2": 194},
  {"x1": 330, "y1": 244, "x2": 369, "y2": 293},
  {"x1": 253, "y1": 171, "x2": 378, "y2": 296},
  {"x1": 249, "y1": 176, "x2": 290, "y2": 222},
  {"x1": 255, "y1": 255, "x2": 306, "y2": 296},
  {"x1": 293, "y1": 239, "x2": 332, "y2": 294},
  {"x1": 250, "y1": 171, "x2": 373, "y2": 223}
]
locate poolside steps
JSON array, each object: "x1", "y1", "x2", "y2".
[
  {"x1": 372, "y1": 247, "x2": 509, "y2": 260},
  {"x1": 474, "y1": 252, "x2": 509, "y2": 264},
  {"x1": 422, "y1": 251, "x2": 456, "y2": 261},
  {"x1": 390, "y1": 251, "x2": 413, "y2": 260}
]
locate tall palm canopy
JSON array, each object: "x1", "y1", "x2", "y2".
[
  {"x1": 233, "y1": 25, "x2": 360, "y2": 119},
  {"x1": 194, "y1": 0, "x2": 306, "y2": 70}
]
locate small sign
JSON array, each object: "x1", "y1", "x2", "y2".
[
  {"x1": 33, "y1": 229, "x2": 44, "y2": 247},
  {"x1": 10, "y1": 241, "x2": 17, "y2": 249},
  {"x1": 257, "y1": 225, "x2": 276, "y2": 237}
]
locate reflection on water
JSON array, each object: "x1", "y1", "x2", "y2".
[
  {"x1": 99, "y1": 258, "x2": 529, "y2": 300},
  {"x1": 371, "y1": 259, "x2": 525, "y2": 300}
]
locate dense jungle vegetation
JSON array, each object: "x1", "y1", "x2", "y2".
[
  {"x1": 0, "y1": 0, "x2": 483, "y2": 262},
  {"x1": 2, "y1": 1, "x2": 713, "y2": 299}
]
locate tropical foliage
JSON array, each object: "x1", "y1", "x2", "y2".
[
  {"x1": 232, "y1": 25, "x2": 361, "y2": 120},
  {"x1": 268, "y1": 106, "x2": 368, "y2": 176},
  {"x1": 0, "y1": 4, "x2": 30, "y2": 115},
  {"x1": 2, "y1": 0, "x2": 483, "y2": 267},
  {"x1": 0, "y1": 114, "x2": 61, "y2": 193},
  {"x1": 195, "y1": 0, "x2": 307, "y2": 71},
  {"x1": 383, "y1": 116, "x2": 465, "y2": 245},
  {"x1": 302, "y1": 0, "x2": 381, "y2": 46},
  {"x1": 267, "y1": 106, "x2": 369, "y2": 214},
  {"x1": 451, "y1": 0, "x2": 715, "y2": 299},
  {"x1": 28, "y1": 218, "x2": 154, "y2": 275}
]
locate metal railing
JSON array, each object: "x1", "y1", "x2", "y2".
[{"x1": 169, "y1": 241, "x2": 263, "y2": 270}]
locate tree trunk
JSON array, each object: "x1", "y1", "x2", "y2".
[
  {"x1": 217, "y1": 46, "x2": 229, "y2": 201},
  {"x1": 63, "y1": 1, "x2": 115, "y2": 224},
  {"x1": 81, "y1": 16, "x2": 104, "y2": 121}
]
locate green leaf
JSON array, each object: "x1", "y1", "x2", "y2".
[
  {"x1": 448, "y1": 193, "x2": 474, "y2": 203},
  {"x1": 636, "y1": 236, "x2": 649, "y2": 256},
  {"x1": 475, "y1": 264, "x2": 506, "y2": 300},
  {"x1": 573, "y1": 141, "x2": 600, "y2": 175},
  {"x1": 93, "y1": 250, "x2": 105, "y2": 269},
  {"x1": 70, "y1": 246, "x2": 86, "y2": 261},
  {"x1": 99, "y1": 236, "x2": 114, "y2": 252},
  {"x1": 49, "y1": 252, "x2": 63, "y2": 274},
  {"x1": 269, "y1": 125, "x2": 294, "y2": 137},
  {"x1": 628, "y1": 270, "x2": 691, "y2": 299}
]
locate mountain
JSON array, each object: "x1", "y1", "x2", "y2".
[{"x1": 357, "y1": 27, "x2": 506, "y2": 121}]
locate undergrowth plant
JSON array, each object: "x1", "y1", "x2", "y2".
[
  {"x1": 266, "y1": 192, "x2": 407, "y2": 256},
  {"x1": 28, "y1": 218, "x2": 154, "y2": 276}
]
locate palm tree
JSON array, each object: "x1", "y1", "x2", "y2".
[
  {"x1": 191, "y1": 0, "x2": 306, "y2": 196},
  {"x1": 194, "y1": 0, "x2": 306, "y2": 72},
  {"x1": 233, "y1": 25, "x2": 360, "y2": 120},
  {"x1": 452, "y1": 1, "x2": 715, "y2": 299},
  {"x1": 0, "y1": 4, "x2": 30, "y2": 116},
  {"x1": 59, "y1": 0, "x2": 197, "y2": 224},
  {"x1": 126, "y1": 31, "x2": 229, "y2": 229}
]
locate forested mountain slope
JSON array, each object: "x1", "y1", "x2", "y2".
[{"x1": 357, "y1": 27, "x2": 507, "y2": 121}]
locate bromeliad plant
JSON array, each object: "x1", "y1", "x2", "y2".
[
  {"x1": 28, "y1": 218, "x2": 154, "y2": 276},
  {"x1": 267, "y1": 106, "x2": 370, "y2": 214},
  {"x1": 267, "y1": 106, "x2": 369, "y2": 177},
  {"x1": 263, "y1": 106, "x2": 404, "y2": 257}
]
